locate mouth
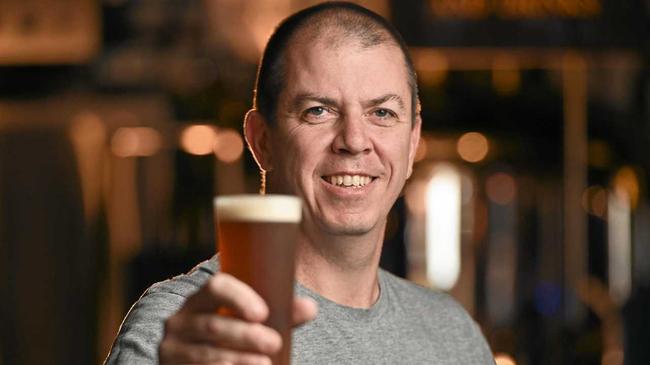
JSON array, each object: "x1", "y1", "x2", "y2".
[{"x1": 321, "y1": 174, "x2": 377, "y2": 188}]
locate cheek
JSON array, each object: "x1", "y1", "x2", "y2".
[
  {"x1": 277, "y1": 133, "x2": 320, "y2": 180},
  {"x1": 288, "y1": 127, "x2": 331, "y2": 159},
  {"x1": 377, "y1": 133, "x2": 412, "y2": 167},
  {"x1": 292, "y1": 142, "x2": 319, "y2": 175}
]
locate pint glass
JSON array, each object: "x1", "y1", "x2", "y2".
[{"x1": 214, "y1": 194, "x2": 302, "y2": 365}]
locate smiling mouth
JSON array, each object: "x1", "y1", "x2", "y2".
[{"x1": 322, "y1": 174, "x2": 376, "y2": 188}]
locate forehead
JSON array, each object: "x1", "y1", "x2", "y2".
[{"x1": 281, "y1": 36, "x2": 411, "y2": 104}]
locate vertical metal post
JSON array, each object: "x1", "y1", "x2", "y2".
[{"x1": 562, "y1": 53, "x2": 588, "y2": 324}]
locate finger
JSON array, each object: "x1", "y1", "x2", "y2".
[
  {"x1": 182, "y1": 273, "x2": 268, "y2": 322},
  {"x1": 166, "y1": 314, "x2": 282, "y2": 355},
  {"x1": 292, "y1": 297, "x2": 318, "y2": 326},
  {"x1": 159, "y1": 337, "x2": 272, "y2": 365}
]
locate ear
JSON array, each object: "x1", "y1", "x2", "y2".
[
  {"x1": 244, "y1": 109, "x2": 274, "y2": 172},
  {"x1": 406, "y1": 103, "x2": 422, "y2": 179}
]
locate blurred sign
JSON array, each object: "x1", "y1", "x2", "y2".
[
  {"x1": 0, "y1": 0, "x2": 100, "y2": 65},
  {"x1": 426, "y1": 0, "x2": 602, "y2": 18},
  {"x1": 204, "y1": 0, "x2": 389, "y2": 63},
  {"x1": 393, "y1": 0, "x2": 647, "y2": 48}
]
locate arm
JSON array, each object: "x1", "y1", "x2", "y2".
[{"x1": 105, "y1": 272, "x2": 316, "y2": 365}]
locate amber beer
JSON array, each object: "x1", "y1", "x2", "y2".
[{"x1": 214, "y1": 195, "x2": 302, "y2": 365}]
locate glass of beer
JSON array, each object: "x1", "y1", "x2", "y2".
[{"x1": 214, "y1": 194, "x2": 302, "y2": 365}]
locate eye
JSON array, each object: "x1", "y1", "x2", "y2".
[
  {"x1": 301, "y1": 106, "x2": 335, "y2": 124},
  {"x1": 306, "y1": 106, "x2": 326, "y2": 116},
  {"x1": 367, "y1": 108, "x2": 399, "y2": 126},
  {"x1": 373, "y1": 108, "x2": 393, "y2": 118}
]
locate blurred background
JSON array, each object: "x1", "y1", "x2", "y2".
[{"x1": 1, "y1": 0, "x2": 649, "y2": 364}]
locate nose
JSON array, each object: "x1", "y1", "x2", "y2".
[{"x1": 331, "y1": 114, "x2": 372, "y2": 155}]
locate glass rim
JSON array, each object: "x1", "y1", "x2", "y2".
[{"x1": 214, "y1": 194, "x2": 302, "y2": 223}]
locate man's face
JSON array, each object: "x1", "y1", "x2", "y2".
[{"x1": 265, "y1": 37, "x2": 420, "y2": 237}]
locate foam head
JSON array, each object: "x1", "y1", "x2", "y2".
[{"x1": 214, "y1": 194, "x2": 302, "y2": 223}]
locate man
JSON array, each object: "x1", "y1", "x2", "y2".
[{"x1": 106, "y1": 2, "x2": 494, "y2": 364}]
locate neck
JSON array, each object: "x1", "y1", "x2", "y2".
[{"x1": 294, "y1": 221, "x2": 385, "y2": 308}]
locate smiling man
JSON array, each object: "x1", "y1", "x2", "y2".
[{"x1": 105, "y1": 2, "x2": 494, "y2": 364}]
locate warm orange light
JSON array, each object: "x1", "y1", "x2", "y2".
[
  {"x1": 613, "y1": 166, "x2": 640, "y2": 209},
  {"x1": 602, "y1": 348, "x2": 624, "y2": 365},
  {"x1": 492, "y1": 55, "x2": 520, "y2": 96},
  {"x1": 494, "y1": 353, "x2": 516, "y2": 365},
  {"x1": 70, "y1": 112, "x2": 105, "y2": 145},
  {"x1": 69, "y1": 112, "x2": 107, "y2": 219},
  {"x1": 111, "y1": 127, "x2": 162, "y2": 157},
  {"x1": 180, "y1": 125, "x2": 217, "y2": 155},
  {"x1": 486, "y1": 172, "x2": 517, "y2": 205},
  {"x1": 204, "y1": 0, "x2": 292, "y2": 63},
  {"x1": 405, "y1": 179, "x2": 428, "y2": 215},
  {"x1": 428, "y1": 137, "x2": 458, "y2": 159},
  {"x1": 457, "y1": 132, "x2": 489, "y2": 163},
  {"x1": 581, "y1": 185, "x2": 608, "y2": 218},
  {"x1": 413, "y1": 49, "x2": 448, "y2": 86},
  {"x1": 213, "y1": 128, "x2": 244, "y2": 163}
]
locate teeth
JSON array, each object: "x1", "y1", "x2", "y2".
[{"x1": 325, "y1": 174, "x2": 373, "y2": 188}]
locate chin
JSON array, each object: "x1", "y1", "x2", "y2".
[
  {"x1": 321, "y1": 218, "x2": 377, "y2": 236},
  {"x1": 328, "y1": 226, "x2": 372, "y2": 236}
]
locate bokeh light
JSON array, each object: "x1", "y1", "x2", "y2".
[
  {"x1": 111, "y1": 127, "x2": 162, "y2": 157},
  {"x1": 413, "y1": 49, "x2": 449, "y2": 86},
  {"x1": 405, "y1": 179, "x2": 428, "y2": 215},
  {"x1": 494, "y1": 353, "x2": 516, "y2": 365},
  {"x1": 70, "y1": 112, "x2": 106, "y2": 146},
  {"x1": 213, "y1": 128, "x2": 244, "y2": 163},
  {"x1": 425, "y1": 163, "x2": 461, "y2": 290},
  {"x1": 581, "y1": 185, "x2": 608, "y2": 218},
  {"x1": 608, "y1": 176, "x2": 633, "y2": 304},
  {"x1": 486, "y1": 172, "x2": 517, "y2": 205},
  {"x1": 492, "y1": 55, "x2": 520, "y2": 96},
  {"x1": 180, "y1": 125, "x2": 217, "y2": 155},
  {"x1": 534, "y1": 282, "x2": 562, "y2": 317},
  {"x1": 612, "y1": 166, "x2": 640, "y2": 209},
  {"x1": 457, "y1": 132, "x2": 489, "y2": 163}
]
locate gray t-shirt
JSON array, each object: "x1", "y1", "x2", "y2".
[{"x1": 105, "y1": 257, "x2": 494, "y2": 364}]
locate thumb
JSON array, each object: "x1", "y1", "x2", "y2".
[{"x1": 292, "y1": 296, "x2": 318, "y2": 326}]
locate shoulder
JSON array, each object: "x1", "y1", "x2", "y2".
[
  {"x1": 125, "y1": 255, "x2": 220, "y2": 324},
  {"x1": 105, "y1": 256, "x2": 219, "y2": 364},
  {"x1": 379, "y1": 269, "x2": 487, "y2": 340},
  {"x1": 146, "y1": 256, "x2": 219, "y2": 298},
  {"x1": 379, "y1": 270, "x2": 495, "y2": 364}
]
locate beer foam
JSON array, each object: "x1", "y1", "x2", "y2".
[{"x1": 214, "y1": 194, "x2": 302, "y2": 223}]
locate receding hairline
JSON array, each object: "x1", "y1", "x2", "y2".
[
  {"x1": 276, "y1": 10, "x2": 416, "y2": 116},
  {"x1": 287, "y1": 7, "x2": 396, "y2": 50},
  {"x1": 254, "y1": 2, "x2": 419, "y2": 125},
  {"x1": 281, "y1": 37, "x2": 412, "y2": 106}
]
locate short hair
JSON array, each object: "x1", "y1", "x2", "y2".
[{"x1": 253, "y1": 1, "x2": 418, "y2": 126}]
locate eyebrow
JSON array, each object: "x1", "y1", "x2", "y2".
[
  {"x1": 289, "y1": 93, "x2": 338, "y2": 112},
  {"x1": 362, "y1": 94, "x2": 405, "y2": 112},
  {"x1": 290, "y1": 93, "x2": 406, "y2": 112}
]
